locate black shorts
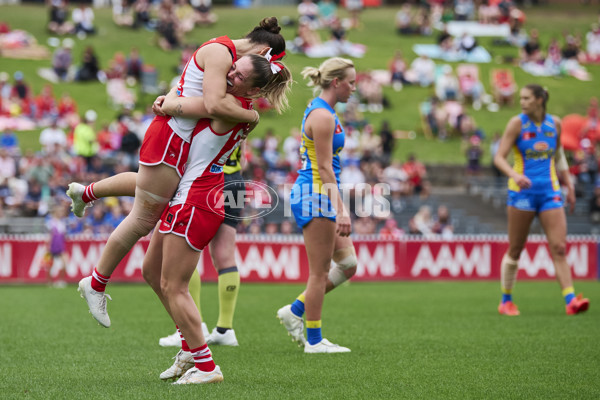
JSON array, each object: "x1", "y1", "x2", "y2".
[{"x1": 223, "y1": 171, "x2": 244, "y2": 228}]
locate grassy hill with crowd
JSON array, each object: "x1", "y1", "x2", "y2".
[{"x1": 3, "y1": 3, "x2": 600, "y2": 165}]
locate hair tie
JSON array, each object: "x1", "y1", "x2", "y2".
[
  {"x1": 270, "y1": 51, "x2": 285, "y2": 61},
  {"x1": 265, "y1": 48, "x2": 284, "y2": 74}
]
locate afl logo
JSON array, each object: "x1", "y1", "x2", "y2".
[
  {"x1": 533, "y1": 141, "x2": 549, "y2": 151},
  {"x1": 523, "y1": 131, "x2": 536, "y2": 140},
  {"x1": 207, "y1": 180, "x2": 279, "y2": 221},
  {"x1": 335, "y1": 124, "x2": 343, "y2": 134}
]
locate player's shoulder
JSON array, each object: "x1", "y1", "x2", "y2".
[
  {"x1": 505, "y1": 115, "x2": 524, "y2": 132},
  {"x1": 307, "y1": 107, "x2": 335, "y2": 124}
]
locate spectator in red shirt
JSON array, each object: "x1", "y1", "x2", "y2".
[
  {"x1": 379, "y1": 218, "x2": 404, "y2": 239},
  {"x1": 57, "y1": 92, "x2": 78, "y2": 119},
  {"x1": 35, "y1": 84, "x2": 57, "y2": 120},
  {"x1": 402, "y1": 153, "x2": 429, "y2": 197}
]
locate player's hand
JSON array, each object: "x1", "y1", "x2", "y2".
[
  {"x1": 336, "y1": 213, "x2": 352, "y2": 237},
  {"x1": 512, "y1": 173, "x2": 532, "y2": 189},
  {"x1": 243, "y1": 110, "x2": 260, "y2": 138},
  {"x1": 152, "y1": 96, "x2": 166, "y2": 116}
]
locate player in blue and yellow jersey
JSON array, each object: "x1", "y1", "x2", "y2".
[
  {"x1": 494, "y1": 84, "x2": 589, "y2": 316},
  {"x1": 277, "y1": 58, "x2": 357, "y2": 353}
]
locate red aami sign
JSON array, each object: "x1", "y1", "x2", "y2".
[{"x1": 0, "y1": 235, "x2": 597, "y2": 283}]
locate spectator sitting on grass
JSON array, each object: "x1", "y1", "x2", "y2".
[
  {"x1": 76, "y1": 46, "x2": 101, "y2": 82},
  {"x1": 192, "y1": 0, "x2": 218, "y2": 26},
  {"x1": 52, "y1": 38, "x2": 74, "y2": 82},
  {"x1": 388, "y1": 50, "x2": 410, "y2": 91},
  {"x1": 48, "y1": 0, "x2": 74, "y2": 35},
  {"x1": 408, "y1": 54, "x2": 435, "y2": 87},
  {"x1": 72, "y1": 3, "x2": 96, "y2": 38}
]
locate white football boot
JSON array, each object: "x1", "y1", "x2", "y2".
[
  {"x1": 77, "y1": 276, "x2": 111, "y2": 328},
  {"x1": 173, "y1": 366, "x2": 224, "y2": 385},
  {"x1": 276, "y1": 304, "x2": 306, "y2": 346},
  {"x1": 159, "y1": 323, "x2": 209, "y2": 347},
  {"x1": 159, "y1": 330, "x2": 181, "y2": 347},
  {"x1": 159, "y1": 350, "x2": 195, "y2": 381},
  {"x1": 66, "y1": 182, "x2": 93, "y2": 218},
  {"x1": 304, "y1": 338, "x2": 351, "y2": 354},
  {"x1": 206, "y1": 328, "x2": 239, "y2": 346}
]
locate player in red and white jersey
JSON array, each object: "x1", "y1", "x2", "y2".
[
  {"x1": 70, "y1": 18, "x2": 287, "y2": 330},
  {"x1": 159, "y1": 97, "x2": 252, "y2": 250},
  {"x1": 140, "y1": 60, "x2": 291, "y2": 385}
]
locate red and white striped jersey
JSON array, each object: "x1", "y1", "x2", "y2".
[
  {"x1": 168, "y1": 36, "x2": 237, "y2": 142},
  {"x1": 170, "y1": 97, "x2": 251, "y2": 213}
]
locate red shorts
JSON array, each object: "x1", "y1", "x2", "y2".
[
  {"x1": 158, "y1": 203, "x2": 224, "y2": 251},
  {"x1": 139, "y1": 116, "x2": 190, "y2": 177}
]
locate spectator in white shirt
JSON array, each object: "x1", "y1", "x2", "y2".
[
  {"x1": 72, "y1": 4, "x2": 95, "y2": 37},
  {"x1": 408, "y1": 54, "x2": 436, "y2": 87},
  {"x1": 39, "y1": 119, "x2": 67, "y2": 154}
]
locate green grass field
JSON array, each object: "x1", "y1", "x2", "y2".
[
  {"x1": 1, "y1": 281, "x2": 599, "y2": 399},
  {"x1": 3, "y1": 4, "x2": 600, "y2": 164}
]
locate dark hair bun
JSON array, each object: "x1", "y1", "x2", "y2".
[{"x1": 259, "y1": 17, "x2": 281, "y2": 34}]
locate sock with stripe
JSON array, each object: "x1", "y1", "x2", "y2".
[
  {"x1": 216, "y1": 266, "x2": 240, "y2": 331},
  {"x1": 190, "y1": 344, "x2": 216, "y2": 372},
  {"x1": 290, "y1": 294, "x2": 305, "y2": 318},
  {"x1": 562, "y1": 286, "x2": 575, "y2": 305},
  {"x1": 306, "y1": 320, "x2": 322, "y2": 345},
  {"x1": 91, "y1": 267, "x2": 110, "y2": 292},
  {"x1": 81, "y1": 183, "x2": 99, "y2": 204},
  {"x1": 177, "y1": 327, "x2": 191, "y2": 352},
  {"x1": 501, "y1": 289, "x2": 512, "y2": 304}
]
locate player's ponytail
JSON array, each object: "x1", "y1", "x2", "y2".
[
  {"x1": 301, "y1": 57, "x2": 354, "y2": 96},
  {"x1": 247, "y1": 54, "x2": 292, "y2": 114}
]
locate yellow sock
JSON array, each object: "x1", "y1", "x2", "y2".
[
  {"x1": 216, "y1": 267, "x2": 240, "y2": 329},
  {"x1": 561, "y1": 286, "x2": 574, "y2": 297},
  {"x1": 188, "y1": 268, "x2": 202, "y2": 320}
]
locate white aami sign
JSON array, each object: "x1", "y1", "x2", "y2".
[
  {"x1": 411, "y1": 244, "x2": 492, "y2": 277},
  {"x1": 519, "y1": 243, "x2": 589, "y2": 277},
  {"x1": 355, "y1": 243, "x2": 396, "y2": 277},
  {"x1": 410, "y1": 243, "x2": 590, "y2": 278},
  {"x1": 196, "y1": 244, "x2": 302, "y2": 280}
]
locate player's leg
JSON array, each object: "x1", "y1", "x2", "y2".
[
  {"x1": 538, "y1": 206, "x2": 589, "y2": 315},
  {"x1": 302, "y1": 218, "x2": 350, "y2": 353},
  {"x1": 207, "y1": 223, "x2": 240, "y2": 346},
  {"x1": 280, "y1": 235, "x2": 357, "y2": 322},
  {"x1": 142, "y1": 222, "x2": 169, "y2": 310},
  {"x1": 326, "y1": 235, "x2": 357, "y2": 292},
  {"x1": 67, "y1": 172, "x2": 137, "y2": 217},
  {"x1": 160, "y1": 233, "x2": 222, "y2": 384},
  {"x1": 498, "y1": 206, "x2": 535, "y2": 316},
  {"x1": 78, "y1": 164, "x2": 177, "y2": 327}
]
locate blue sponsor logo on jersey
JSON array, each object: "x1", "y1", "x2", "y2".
[{"x1": 210, "y1": 164, "x2": 223, "y2": 173}]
